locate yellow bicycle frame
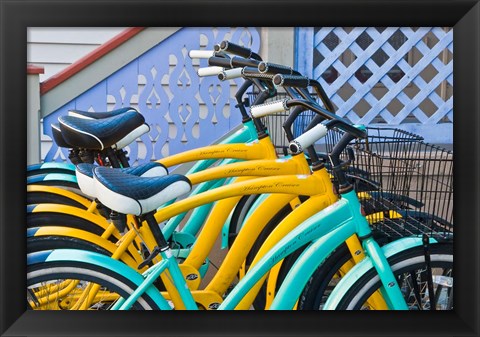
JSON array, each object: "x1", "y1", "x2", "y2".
[{"x1": 29, "y1": 135, "x2": 392, "y2": 310}]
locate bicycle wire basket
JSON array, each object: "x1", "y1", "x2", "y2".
[
  {"x1": 247, "y1": 91, "x2": 453, "y2": 240},
  {"x1": 330, "y1": 127, "x2": 453, "y2": 241}
]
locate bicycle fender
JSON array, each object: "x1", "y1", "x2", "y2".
[
  {"x1": 27, "y1": 204, "x2": 122, "y2": 240},
  {"x1": 323, "y1": 236, "x2": 438, "y2": 310},
  {"x1": 26, "y1": 226, "x2": 140, "y2": 268},
  {"x1": 28, "y1": 203, "x2": 110, "y2": 226},
  {"x1": 27, "y1": 185, "x2": 92, "y2": 208},
  {"x1": 27, "y1": 249, "x2": 170, "y2": 309}
]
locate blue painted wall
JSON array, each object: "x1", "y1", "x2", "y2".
[{"x1": 43, "y1": 27, "x2": 261, "y2": 163}]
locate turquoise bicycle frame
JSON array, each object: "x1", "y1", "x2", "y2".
[{"x1": 321, "y1": 235, "x2": 438, "y2": 309}]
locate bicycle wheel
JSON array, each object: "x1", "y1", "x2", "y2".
[
  {"x1": 298, "y1": 242, "x2": 351, "y2": 309},
  {"x1": 298, "y1": 229, "x2": 390, "y2": 310},
  {"x1": 27, "y1": 259, "x2": 161, "y2": 310},
  {"x1": 331, "y1": 243, "x2": 453, "y2": 310}
]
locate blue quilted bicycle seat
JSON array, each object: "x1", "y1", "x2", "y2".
[
  {"x1": 93, "y1": 166, "x2": 191, "y2": 216},
  {"x1": 68, "y1": 107, "x2": 138, "y2": 119},
  {"x1": 76, "y1": 162, "x2": 169, "y2": 199},
  {"x1": 51, "y1": 123, "x2": 72, "y2": 148},
  {"x1": 58, "y1": 110, "x2": 149, "y2": 150}
]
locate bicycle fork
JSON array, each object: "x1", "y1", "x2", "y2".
[
  {"x1": 362, "y1": 237, "x2": 408, "y2": 310},
  {"x1": 348, "y1": 190, "x2": 408, "y2": 310}
]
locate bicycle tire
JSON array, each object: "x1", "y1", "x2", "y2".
[
  {"x1": 331, "y1": 242, "x2": 453, "y2": 310},
  {"x1": 298, "y1": 229, "x2": 391, "y2": 310},
  {"x1": 298, "y1": 242, "x2": 351, "y2": 310},
  {"x1": 27, "y1": 259, "x2": 161, "y2": 310}
]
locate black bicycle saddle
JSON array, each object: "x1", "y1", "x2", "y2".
[{"x1": 58, "y1": 110, "x2": 149, "y2": 150}]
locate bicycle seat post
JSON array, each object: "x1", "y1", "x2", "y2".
[
  {"x1": 142, "y1": 212, "x2": 169, "y2": 250},
  {"x1": 137, "y1": 212, "x2": 169, "y2": 269}
]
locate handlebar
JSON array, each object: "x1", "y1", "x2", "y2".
[
  {"x1": 209, "y1": 55, "x2": 260, "y2": 68},
  {"x1": 191, "y1": 44, "x2": 270, "y2": 132},
  {"x1": 219, "y1": 40, "x2": 251, "y2": 58},
  {"x1": 218, "y1": 40, "x2": 262, "y2": 61},
  {"x1": 274, "y1": 74, "x2": 336, "y2": 113},
  {"x1": 250, "y1": 98, "x2": 366, "y2": 139},
  {"x1": 188, "y1": 50, "x2": 216, "y2": 59},
  {"x1": 218, "y1": 68, "x2": 244, "y2": 81},
  {"x1": 273, "y1": 74, "x2": 310, "y2": 88},
  {"x1": 250, "y1": 99, "x2": 289, "y2": 118},
  {"x1": 258, "y1": 62, "x2": 300, "y2": 76},
  {"x1": 288, "y1": 99, "x2": 365, "y2": 139},
  {"x1": 283, "y1": 105, "x2": 323, "y2": 161},
  {"x1": 217, "y1": 65, "x2": 276, "y2": 83},
  {"x1": 208, "y1": 56, "x2": 232, "y2": 68},
  {"x1": 289, "y1": 123, "x2": 328, "y2": 154},
  {"x1": 241, "y1": 67, "x2": 275, "y2": 81},
  {"x1": 197, "y1": 66, "x2": 224, "y2": 77},
  {"x1": 230, "y1": 56, "x2": 260, "y2": 68},
  {"x1": 208, "y1": 55, "x2": 260, "y2": 69}
]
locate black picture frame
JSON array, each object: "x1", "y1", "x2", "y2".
[{"x1": 1, "y1": 0, "x2": 479, "y2": 336}]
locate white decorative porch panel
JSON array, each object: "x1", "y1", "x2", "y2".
[
  {"x1": 42, "y1": 27, "x2": 260, "y2": 164},
  {"x1": 295, "y1": 27, "x2": 453, "y2": 143}
]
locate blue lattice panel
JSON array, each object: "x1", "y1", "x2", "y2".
[{"x1": 295, "y1": 27, "x2": 453, "y2": 143}]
